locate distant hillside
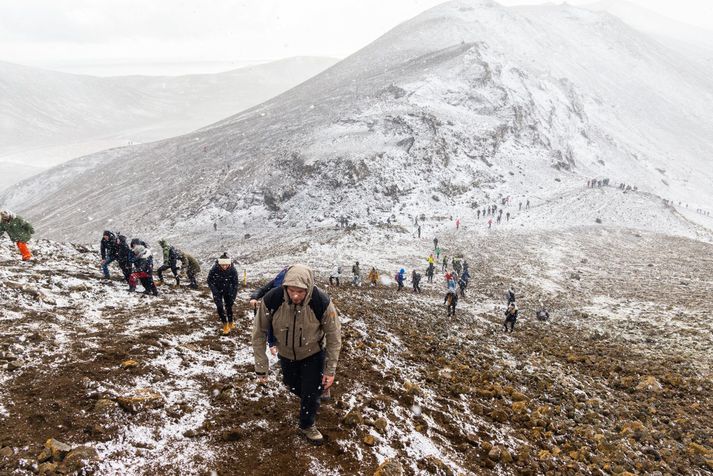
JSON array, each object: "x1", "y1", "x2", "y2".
[{"x1": 0, "y1": 56, "x2": 338, "y2": 184}]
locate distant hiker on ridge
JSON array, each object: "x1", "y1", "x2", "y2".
[
  {"x1": 368, "y1": 267, "x2": 379, "y2": 287},
  {"x1": 0, "y1": 209, "x2": 34, "y2": 261},
  {"x1": 504, "y1": 303, "x2": 518, "y2": 333}
]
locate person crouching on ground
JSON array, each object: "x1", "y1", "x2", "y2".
[
  {"x1": 128, "y1": 242, "x2": 158, "y2": 296},
  {"x1": 0, "y1": 208, "x2": 34, "y2": 261},
  {"x1": 207, "y1": 253, "x2": 239, "y2": 335},
  {"x1": 252, "y1": 264, "x2": 341, "y2": 445}
]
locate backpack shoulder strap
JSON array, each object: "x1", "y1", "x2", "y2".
[
  {"x1": 309, "y1": 287, "x2": 331, "y2": 322},
  {"x1": 263, "y1": 287, "x2": 284, "y2": 314}
]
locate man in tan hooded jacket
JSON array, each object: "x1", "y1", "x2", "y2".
[{"x1": 252, "y1": 264, "x2": 341, "y2": 445}]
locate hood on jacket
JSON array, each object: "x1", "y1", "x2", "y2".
[
  {"x1": 282, "y1": 264, "x2": 315, "y2": 305},
  {"x1": 133, "y1": 245, "x2": 150, "y2": 259},
  {"x1": 0, "y1": 209, "x2": 16, "y2": 222}
]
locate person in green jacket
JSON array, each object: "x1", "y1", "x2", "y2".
[{"x1": 0, "y1": 209, "x2": 34, "y2": 261}]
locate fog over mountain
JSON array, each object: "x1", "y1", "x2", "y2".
[{"x1": 0, "y1": 56, "x2": 338, "y2": 189}]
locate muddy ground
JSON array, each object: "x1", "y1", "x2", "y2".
[{"x1": 0, "y1": 229, "x2": 712, "y2": 475}]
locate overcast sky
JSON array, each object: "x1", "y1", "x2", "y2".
[{"x1": 1, "y1": 0, "x2": 711, "y2": 75}]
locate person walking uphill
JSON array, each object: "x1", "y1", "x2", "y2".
[
  {"x1": 0, "y1": 209, "x2": 34, "y2": 261},
  {"x1": 100, "y1": 231, "x2": 119, "y2": 278},
  {"x1": 252, "y1": 264, "x2": 341, "y2": 445},
  {"x1": 157, "y1": 239, "x2": 182, "y2": 286},
  {"x1": 207, "y1": 253, "x2": 239, "y2": 336}
]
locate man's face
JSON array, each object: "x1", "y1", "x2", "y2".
[
  {"x1": 286, "y1": 286, "x2": 307, "y2": 305},
  {"x1": 103, "y1": 235, "x2": 109, "y2": 241},
  {"x1": 219, "y1": 264, "x2": 230, "y2": 271}
]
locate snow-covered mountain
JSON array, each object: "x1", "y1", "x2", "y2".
[
  {"x1": 3, "y1": 0, "x2": 712, "y2": 252},
  {"x1": 0, "y1": 57, "x2": 338, "y2": 189}
]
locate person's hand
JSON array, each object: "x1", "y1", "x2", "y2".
[
  {"x1": 250, "y1": 299, "x2": 258, "y2": 309},
  {"x1": 269, "y1": 346, "x2": 278, "y2": 356},
  {"x1": 322, "y1": 374, "x2": 335, "y2": 390},
  {"x1": 101, "y1": 259, "x2": 106, "y2": 265},
  {"x1": 257, "y1": 374, "x2": 268, "y2": 384}
]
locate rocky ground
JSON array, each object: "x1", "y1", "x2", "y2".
[{"x1": 0, "y1": 231, "x2": 712, "y2": 475}]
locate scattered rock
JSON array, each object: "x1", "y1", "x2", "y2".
[
  {"x1": 120, "y1": 359, "x2": 138, "y2": 369},
  {"x1": 636, "y1": 376, "x2": 663, "y2": 392},
  {"x1": 403, "y1": 381, "x2": 421, "y2": 396},
  {"x1": 373, "y1": 458, "x2": 404, "y2": 476},
  {"x1": 489, "y1": 409, "x2": 508, "y2": 423},
  {"x1": 374, "y1": 417, "x2": 388, "y2": 433},
  {"x1": 94, "y1": 399, "x2": 117, "y2": 412},
  {"x1": 6, "y1": 360, "x2": 24, "y2": 371},
  {"x1": 0, "y1": 446, "x2": 13, "y2": 458},
  {"x1": 511, "y1": 391, "x2": 528, "y2": 402},
  {"x1": 44, "y1": 438, "x2": 72, "y2": 461},
  {"x1": 363, "y1": 435, "x2": 376, "y2": 446},
  {"x1": 488, "y1": 446, "x2": 501, "y2": 461},
  {"x1": 38, "y1": 462, "x2": 58, "y2": 476},
  {"x1": 222, "y1": 429, "x2": 243, "y2": 442},
  {"x1": 62, "y1": 446, "x2": 99, "y2": 472},
  {"x1": 116, "y1": 388, "x2": 164, "y2": 413},
  {"x1": 343, "y1": 410, "x2": 364, "y2": 427}
]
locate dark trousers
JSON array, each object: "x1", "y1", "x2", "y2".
[
  {"x1": 329, "y1": 277, "x2": 340, "y2": 286},
  {"x1": 187, "y1": 269, "x2": 198, "y2": 288},
  {"x1": 157, "y1": 263, "x2": 179, "y2": 282},
  {"x1": 101, "y1": 256, "x2": 117, "y2": 278},
  {"x1": 504, "y1": 317, "x2": 516, "y2": 332},
  {"x1": 212, "y1": 292, "x2": 235, "y2": 323},
  {"x1": 279, "y1": 350, "x2": 325, "y2": 429},
  {"x1": 118, "y1": 261, "x2": 132, "y2": 282}
]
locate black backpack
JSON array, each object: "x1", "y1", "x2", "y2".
[{"x1": 262, "y1": 286, "x2": 331, "y2": 322}]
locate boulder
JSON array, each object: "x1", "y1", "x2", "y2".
[
  {"x1": 373, "y1": 459, "x2": 404, "y2": 476},
  {"x1": 61, "y1": 446, "x2": 99, "y2": 473},
  {"x1": 44, "y1": 438, "x2": 72, "y2": 461},
  {"x1": 38, "y1": 462, "x2": 58, "y2": 476},
  {"x1": 636, "y1": 376, "x2": 663, "y2": 392},
  {"x1": 116, "y1": 388, "x2": 164, "y2": 413},
  {"x1": 120, "y1": 359, "x2": 138, "y2": 369},
  {"x1": 374, "y1": 418, "x2": 388, "y2": 433},
  {"x1": 343, "y1": 410, "x2": 364, "y2": 427},
  {"x1": 0, "y1": 446, "x2": 13, "y2": 458}
]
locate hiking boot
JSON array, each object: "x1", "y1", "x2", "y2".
[
  {"x1": 222, "y1": 323, "x2": 230, "y2": 335},
  {"x1": 300, "y1": 425, "x2": 324, "y2": 445},
  {"x1": 228, "y1": 322, "x2": 236, "y2": 331},
  {"x1": 176, "y1": 277, "x2": 180, "y2": 286}
]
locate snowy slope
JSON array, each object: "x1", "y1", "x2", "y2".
[
  {"x1": 0, "y1": 57, "x2": 337, "y2": 175},
  {"x1": 1, "y1": 230, "x2": 712, "y2": 475},
  {"x1": 3, "y1": 0, "x2": 712, "y2": 252}
]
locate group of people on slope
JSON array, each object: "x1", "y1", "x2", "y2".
[{"x1": 100, "y1": 231, "x2": 201, "y2": 296}]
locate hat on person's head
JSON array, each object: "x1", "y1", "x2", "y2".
[{"x1": 218, "y1": 253, "x2": 231, "y2": 265}]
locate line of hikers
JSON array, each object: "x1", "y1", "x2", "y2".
[{"x1": 99, "y1": 231, "x2": 201, "y2": 295}]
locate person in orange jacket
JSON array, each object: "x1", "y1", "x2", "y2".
[{"x1": 0, "y1": 208, "x2": 34, "y2": 261}]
